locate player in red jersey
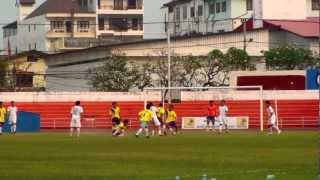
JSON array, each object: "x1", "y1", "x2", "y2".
[{"x1": 206, "y1": 101, "x2": 218, "y2": 131}]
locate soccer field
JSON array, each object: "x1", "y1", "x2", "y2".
[{"x1": 0, "y1": 131, "x2": 317, "y2": 180}]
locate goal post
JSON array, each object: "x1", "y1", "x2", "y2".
[{"x1": 143, "y1": 86, "x2": 264, "y2": 132}]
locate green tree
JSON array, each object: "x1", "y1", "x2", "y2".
[
  {"x1": 200, "y1": 49, "x2": 228, "y2": 87},
  {"x1": 224, "y1": 47, "x2": 254, "y2": 71},
  {"x1": 88, "y1": 53, "x2": 141, "y2": 91},
  {"x1": 264, "y1": 46, "x2": 316, "y2": 70},
  {"x1": 175, "y1": 55, "x2": 203, "y2": 87},
  {"x1": 132, "y1": 62, "x2": 154, "y2": 91},
  {"x1": 0, "y1": 61, "x2": 9, "y2": 91}
]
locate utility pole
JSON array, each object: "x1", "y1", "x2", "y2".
[
  {"x1": 167, "y1": 30, "x2": 172, "y2": 104},
  {"x1": 242, "y1": 18, "x2": 247, "y2": 52}
]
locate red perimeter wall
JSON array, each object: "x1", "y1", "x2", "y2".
[{"x1": 11, "y1": 100, "x2": 318, "y2": 129}]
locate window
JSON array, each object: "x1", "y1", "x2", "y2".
[
  {"x1": 183, "y1": 6, "x2": 188, "y2": 20},
  {"x1": 34, "y1": 43, "x2": 37, "y2": 50},
  {"x1": 66, "y1": 21, "x2": 72, "y2": 33},
  {"x1": 109, "y1": 18, "x2": 128, "y2": 31},
  {"x1": 175, "y1": 7, "x2": 180, "y2": 22},
  {"x1": 198, "y1": 5, "x2": 203, "y2": 16},
  {"x1": 190, "y1": 7, "x2": 195, "y2": 17},
  {"x1": 16, "y1": 72, "x2": 33, "y2": 88},
  {"x1": 114, "y1": 0, "x2": 124, "y2": 10},
  {"x1": 209, "y1": 3, "x2": 215, "y2": 14},
  {"x1": 132, "y1": 18, "x2": 138, "y2": 30},
  {"x1": 312, "y1": 0, "x2": 320, "y2": 10},
  {"x1": 28, "y1": 44, "x2": 31, "y2": 51},
  {"x1": 28, "y1": 25, "x2": 31, "y2": 32},
  {"x1": 34, "y1": 24, "x2": 36, "y2": 31},
  {"x1": 78, "y1": 21, "x2": 90, "y2": 32},
  {"x1": 98, "y1": 18, "x2": 105, "y2": 30},
  {"x1": 247, "y1": 0, "x2": 253, "y2": 11},
  {"x1": 216, "y1": 2, "x2": 221, "y2": 13},
  {"x1": 222, "y1": 1, "x2": 226, "y2": 12},
  {"x1": 50, "y1": 21, "x2": 64, "y2": 32},
  {"x1": 128, "y1": 0, "x2": 137, "y2": 9},
  {"x1": 79, "y1": 0, "x2": 88, "y2": 8}
]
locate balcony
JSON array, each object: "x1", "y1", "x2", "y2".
[
  {"x1": 46, "y1": 28, "x2": 96, "y2": 38},
  {"x1": 97, "y1": 29, "x2": 144, "y2": 37},
  {"x1": 97, "y1": 0, "x2": 143, "y2": 15}
]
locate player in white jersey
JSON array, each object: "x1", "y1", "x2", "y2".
[
  {"x1": 149, "y1": 102, "x2": 162, "y2": 136},
  {"x1": 7, "y1": 101, "x2": 18, "y2": 134},
  {"x1": 218, "y1": 100, "x2": 229, "y2": 134},
  {"x1": 266, "y1": 101, "x2": 281, "y2": 135},
  {"x1": 70, "y1": 101, "x2": 84, "y2": 137}
]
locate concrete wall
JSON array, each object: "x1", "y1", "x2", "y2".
[
  {"x1": 17, "y1": 4, "x2": 35, "y2": 21},
  {"x1": 306, "y1": 0, "x2": 320, "y2": 17},
  {"x1": 261, "y1": 0, "x2": 308, "y2": 20},
  {"x1": 3, "y1": 33, "x2": 18, "y2": 55},
  {"x1": 182, "y1": 89, "x2": 319, "y2": 100},
  {"x1": 229, "y1": 70, "x2": 306, "y2": 87},
  {"x1": 17, "y1": 15, "x2": 48, "y2": 53},
  {"x1": 0, "y1": 90, "x2": 317, "y2": 102},
  {"x1": 46, "y1": 60, "x2": 104, "y2": 91},
  {"x1": 0, "y1": 91, "x2": 161, "y2": 102},
  {"x1": 8, "y1": 55, "x2": 47, "y2": 88}
]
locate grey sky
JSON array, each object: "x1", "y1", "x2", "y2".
[{"x1": 0, "y1": 0, "x2": 169, "y2": 51}]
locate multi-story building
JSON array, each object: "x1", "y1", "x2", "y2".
[
  {"x1": 96, "y1": 0, "x2": 144, "y2": 40},
  {"x1": 163, "y1": 0, "x2": 320, "y2": 36},
  {"x1": 3, "y1": 0, "x2": 97, "y2": 54},
  {"x1": 3, "y1": 0, "x2": 146, "y2": 55}
]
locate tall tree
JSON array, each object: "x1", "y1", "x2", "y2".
[
  {"x1": 200, "y1": 49, "x2": 228, "y2": 87},
  {"x1": 88, "y1": 53, "x2": 140, "y2": 91}
]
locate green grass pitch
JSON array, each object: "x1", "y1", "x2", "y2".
[{"x1": 0, "y1": 131, "x2": 317, "y2": 180}]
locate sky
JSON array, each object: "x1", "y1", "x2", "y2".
[{"x1": 0, "y1": 0, "x2": 170, "y2": 51}]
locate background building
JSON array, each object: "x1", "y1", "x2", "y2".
[
  {"x1": 163, "y1": 0, "x2": 320, "y2": 36},
  {"x1": 96, "y1": 0, "x2": 144, "y2": 41}
]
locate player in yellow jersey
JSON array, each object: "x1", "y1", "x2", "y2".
[
  {"x1": 165, "y1": 104, "x2": 178, "y2": 135},
  {"x1": 110, "y1": 102, "x2": 121, "y2": 127},
  {"x1": 112, "y1": 119, "x2": 129, "y2": 137},
  {"x1": 135, "y1": 103, "x2": 153, "y2": 138},
  {"x1": 157, "y1": 102, "x2": 165, "y2": 127},
  {"x1": 0, "y1": 102, "x2": 6, "y2": 135}
]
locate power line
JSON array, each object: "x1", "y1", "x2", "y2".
[{"x1": 1, "y1": 18, "x2": 319, "y2": 27}]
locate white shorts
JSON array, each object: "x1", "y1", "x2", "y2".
[
  {"x1": 218, "y1": 116, "x2": 228, "y2": 125},
  {"x1": 152, "y1": 117, "x2": 161, "y2": 126},
  {"x1": 9, "y1": 117, "x2": 17, "y2": 124},
  {"x1": 268, "y1": 116, "x2": 276, "y2": 125},
  {"x1": 70, "y1": 118, "x2": 81, "y2": 128}
]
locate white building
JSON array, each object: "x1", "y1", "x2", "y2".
[
  {"x1": 163, "y1": 0, "x2": 320, "y2": 36},
  {"x1": 3, "y1": 0, "x2": 146, "y2": 55},
  {"x1": 96, "y1": 0, "x2": 144, "y2": 40}
]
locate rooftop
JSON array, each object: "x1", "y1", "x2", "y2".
[
  {"x1": 2, "y1": 21, "x2": 17, "y2": 30},
  {"x1": 235, "y1": 18, "x2": 320, "y2": 38},
  {"x1": 25, "y1": 0, "x2": 95, "y2": 20}
]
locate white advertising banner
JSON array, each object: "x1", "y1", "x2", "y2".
[{"x1": 182, "y1": 116, "x2": 249, "y2": 129}]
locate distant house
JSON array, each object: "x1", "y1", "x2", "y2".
[
  {"x1": 6, "y1": 50, "x2": 48, "y2": 91},
  {"x1": 163, "y1": 0, "x2": 320, "y2": 37},
  {"x1": 3, "y1": 0, "x2": 97, "y2": 55},
  {"x1": 3, "y1": 0, "x2": 148, "y2": 55}
]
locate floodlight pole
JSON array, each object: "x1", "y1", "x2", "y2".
[{"x1": 167, "y1": 30, "x2": 172, "y2": 104}]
